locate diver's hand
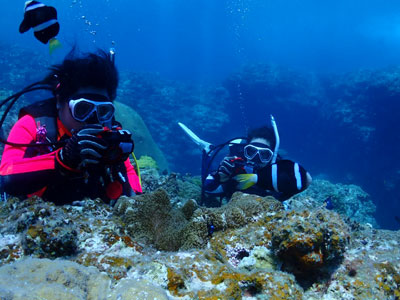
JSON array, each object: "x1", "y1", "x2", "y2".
[
  {"x1": 56, "y1": 124, "x2": 108, "y2": 171},
  {"x1": 257, "y1": 160, "x2": 312, "y2": 194},
  {"x1": 217, "y1": 156, "x2": 245, "y2": 183}
]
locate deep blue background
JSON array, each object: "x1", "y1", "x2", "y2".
[
  {"x1": 3, "y1": 0, "x2": 400, "y2": 81},
  {"x1": 1, "y1": 0, "x2": 400, "y2": 229}
]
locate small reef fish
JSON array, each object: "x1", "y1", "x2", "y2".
[
  {"x1": 207, "y1": 222, "x2": 215, "y2": 237},
  {"x1": 324, "y1": 196, "x2": 334, "y2": 210},
  {"x1": 233, "y1": 173, "x2": 258, "y2": 190},
  {"x1": 19, "y1": 1, "x2": 61, "y2": 54}
]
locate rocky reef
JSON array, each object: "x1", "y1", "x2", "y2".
[
  {"x1": 0, "y1": 169, "x2": 398, "y2": 299},
  {"x1": 289, "y1": 179, "x2": 377, "y2": 227}
]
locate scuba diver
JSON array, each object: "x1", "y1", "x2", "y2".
[
  {"x1": 179, "y1": 116, "x2": 312, "y2": 207},
  {"x1": 0, "y1": 49, "x2": 142, "y2": 205}
]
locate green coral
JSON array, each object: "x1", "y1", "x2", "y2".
[{"x1": 137, "y1": 155, "x2": 158, "y2": 169}]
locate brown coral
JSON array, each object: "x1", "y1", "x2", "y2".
[
  {"x1": 271, "y1": 208, "x2": 350, "y2": 287},
  {"x1": 181, "y1": 193, "x2": 283, "y2": 250},
  {"x1": 114, "y1": 189, "x2": 187, "y2": 251}
]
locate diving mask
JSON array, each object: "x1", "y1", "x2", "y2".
[
  {"x1": 244, "y1": 143, "x2": 274, "y2": 164},
  {"x1": 69, "y1": 96, "x2": 115, "y2": 124}
]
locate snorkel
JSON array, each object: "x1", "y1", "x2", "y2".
[
  {"x1": 270, "y1": 115, "x2": 280, "y2": 164},
  {"x1": 109, "y1": 48, "x2": 116, "y2": 65}
]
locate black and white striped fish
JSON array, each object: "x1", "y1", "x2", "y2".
[
  {"x1": 19, "y1": 1, "x2": 61, "y2": 54},
  {"x1": 234, "y1": 159, "x2": 311, "y2": 195}
]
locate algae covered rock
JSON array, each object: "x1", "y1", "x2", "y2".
[
  {"x1": 0, "y1": 258, "x2": 111, "y2": 300},
  {"x1": 23, "y1": 223, "x2": 77, "y2": 258},
  {"x1": 0, "y1": 258, "x2": 168, "y2": 300},
  {"x1": 292, "y1": 179, "x2": 377, "y2": 226},
  {"x1": 108, "y1": 278, "x2": 168, "y2": 300},
  {"x1": 271, "y1": 208, "x2": 350, "y2": 287},
  {"x1": 181, "y1": 192, "x2": 284, "y2": 250},
  {"x1": 0, "y1": 196, "x2": 78, "y2": 258},
  {"x1": 0, "y1": 172, "x2": 398, "y2": 299},
  {"x1": 114, "y1": 191, "x2": 283, "y2": 251}
]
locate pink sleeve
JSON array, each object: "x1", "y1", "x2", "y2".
[{"x1": 0, "y1": 115, "x2": 56, "y2": 175}]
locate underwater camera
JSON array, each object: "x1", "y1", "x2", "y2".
[{"x1": 98, "y1": 128, "x2": 134, "y2": 165}]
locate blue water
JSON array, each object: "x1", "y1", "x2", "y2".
[{"x1": 1, "y1": 0, "x2": 400, "y2": 229}]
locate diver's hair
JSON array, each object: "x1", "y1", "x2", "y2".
[
  {"x1": 44, "y1": 49, "x2": 118, "y2": 102},
  {"x1": 247, "y1": 126, "x2": 276, "y2": 149}
]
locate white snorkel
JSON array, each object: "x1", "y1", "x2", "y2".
[
  {"x1": 178, "y1": 122, "x2": 212, "y2": 153},
  {"x1": 109, "y1": 48, "x2": 116, "y2": 65},
  {"x1": 270, "y1": 115, "x2": 280, "y2": 164}
]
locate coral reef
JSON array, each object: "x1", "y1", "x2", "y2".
[
  {"x1": 114, "y1": 189, "x2": 187, "y2": 251},
  {"x1": 290, "y1": 179, "x2": 377, "y2": 226},
  {"x1": 136, "y1": 155, "x2": 158, "y2": 169},
  {"x1": 0, "y1": 258, "x2": 110, "y2": 300},
  {"x1": 140, "y1": 170, "x2": 201, "y2": 205},
  {"x1": 270, "y1": 208, "x2": 350, "y2": 287},
  {"x1": 0, "y1": 258, "x2": 169, "y2": 300},
  {"x1": 181, "y1": 192, "x2": 284, "y2": 249},
  {"x1": 0, "y1": 183, "x2": 399, "y2": 299},
  {"x1": 0, "y1": 196, "x2": 78, "y2": 259},
  {"x1": 115, "y1": 190, "x2": 284, "y2": 251},
  {"x1": 23, "y1": 223, "x2": 77, "y2": 258}
]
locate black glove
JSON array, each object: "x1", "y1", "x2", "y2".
[
  {"x1": 217, "y1": 156, "x2": 245, "y2": 183},
  {"x1": 257, "y1": 160, "x2": 311, "y2": 196},
  {"x1": 57, "y1": 124, "x2": 108, "y2": 171}
]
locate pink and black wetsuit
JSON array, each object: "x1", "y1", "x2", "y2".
[{"x1": 0, "y1": 103, "x2": 142, "y2": 205}]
